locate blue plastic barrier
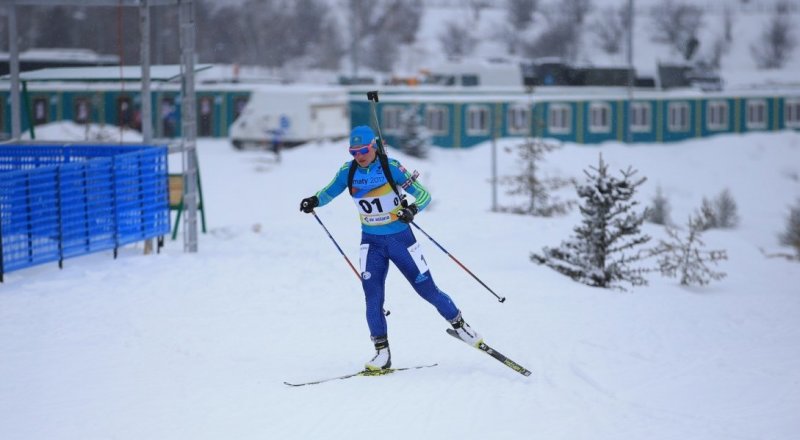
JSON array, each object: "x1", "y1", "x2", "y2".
[{"x1": 0, "y1": 144, "x2": 170, "y2": 281}]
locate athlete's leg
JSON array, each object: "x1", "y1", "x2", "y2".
[
  {"x1": 387, "y1": 228, "x2": 459, "y2": 321},
  {"x1": 360, "y1": 233, "x2": 391, "y2": 338}
]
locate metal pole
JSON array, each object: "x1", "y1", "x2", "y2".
[
  {"x1": 179, "y1": 0, "x2": 198, "y2": 252},
  {"x1": 140, "y1": 0, "x2": 155, "y2": 255},
  {"x1": 140, "y1": 0, "x2": 153, "y2": 143},
  {"x1": 626, "y1": 0, "x2": 634, "y2": 144},
  {"x1": 8, "y1": 5, "x2": 21, "y2": 140},
  {"x1": 491, "y1": 134, "x2": 497, "y2": 212}
]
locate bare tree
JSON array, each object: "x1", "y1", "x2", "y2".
[
  {"x1": 590, "y1": 4, "x2": 631, "y2": 55},
  {"x1": 498, "y1": 0, "x2": 539, "y2": 54},
  {"x1": 467, "y1": 0, "x2": 491, "y2": 21},
  {"x1": 508, "y1": 0, "x2": 539, "y2": 30},
  {"x1": 723, "y1": 5, "x2": 735, "y2": 44},
  {"x1": 524, "y1": 19, "x2": 580, "y2": 60},
  {"x1": 560, "y1": 0, "x2": 594, "y2": 26},
  {"x1": 652, "y1": 215, "x2": 727, "y2": 286},
  {"x1": 498, "y1": 138, "x2": 574, "y2": 216},
  {"x1": 697, "y1": 188, "x2": 740, "y2": 230},
  {"x1": 751, "y1": 1, "x2": 797, "y2": 69},
  {"x1": 439, "y1": 21, "x2": 478, "y2": 58},
  {"x1": 345, "y1": 0, "x2": 423, "y2": 74},
  {"x1": 650, "y1": 0, "x2": 704, "y2": 61}
]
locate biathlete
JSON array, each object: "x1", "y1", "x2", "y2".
[{"x1": 299, "y1": 125, "x2": 482, "y2": 371}]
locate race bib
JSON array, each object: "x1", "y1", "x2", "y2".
[
  {"x1": 353, "y1": 192, "x2": 402, "y2": 226},
  {"x1": 407, "y1": 241, "x2": 430, "y2": 274}
]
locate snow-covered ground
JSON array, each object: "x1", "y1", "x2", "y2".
[{"x1": 2, "y1": 129, "x2": 800, "y2": 439}]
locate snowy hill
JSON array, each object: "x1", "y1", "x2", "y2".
[{"x1": 1, "y1": 130, "x2": 799, "y2": 439}]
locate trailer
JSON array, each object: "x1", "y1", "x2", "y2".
[{"x1": 229, "y1": 84, "x2": 349, "y2": 149}]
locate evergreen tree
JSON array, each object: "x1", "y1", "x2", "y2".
[
  {"x1": 779, "y1": 198, "x2": 800, "y2": 259},
  {"x1": 647, "y1": 185, "x2": 671, "y2": 225},
  {"x1": 396, "y1": 105, "x2": 430, "y2": 159},
  {"x1": 498, "y1": 138, "x2": 573, "y2": 216},
  {"x1": 653, "y1": 215, "x2": 727, "y2": 286},
  {"x1": 532, "y1": 154, "x2": 651, "y2": 290}
]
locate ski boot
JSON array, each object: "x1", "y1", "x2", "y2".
[{"x1": 365, "y1": 336, "x2": 392, "y2": 371}]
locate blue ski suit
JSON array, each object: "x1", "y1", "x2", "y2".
[{"x1": 315, "y1": 157, "x2": 460, "y2": 339}]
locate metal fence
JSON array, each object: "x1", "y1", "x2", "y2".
[{"x1": 0, "y1": 144, "x2": 169, "y2": 281}]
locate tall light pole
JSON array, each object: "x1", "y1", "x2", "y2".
[{"x1": 626, "y1": 0, "x2": 634, "y2": 144}]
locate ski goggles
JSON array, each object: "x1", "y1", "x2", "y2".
[{"x1": 348, "y1": 144, "x2": 373, "y2": 157}]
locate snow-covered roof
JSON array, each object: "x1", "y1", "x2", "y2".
[
  {"x1": 0, "y1": 48, "x2": 119, "y2": 64},
  {"x1": 3, "y1": 65, "x2": 214, "y2": 82},
  {"x1": 5, "y1": 0, "x2": 178, "y2": 5}
]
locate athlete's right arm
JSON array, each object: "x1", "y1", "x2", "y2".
[{"x1": 314, "y1": 161, "x2": 350, "y2": 207}]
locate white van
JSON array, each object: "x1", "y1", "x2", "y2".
[{"x1": 229, "y1": 84, "x2": 349, "y2": 149}]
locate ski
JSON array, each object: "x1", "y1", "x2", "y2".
[
  {"x1": 283, "y1": 363, "x2": 438, "y2": 387},
  {"x1": 446, "y1": 329, "x2": 532, "y2": 377}
]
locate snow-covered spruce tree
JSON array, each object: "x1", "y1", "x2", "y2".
[
  {"x1": 498, "y1": 138, "x2": 574, "y2": 216},
  {"x1": 647, "y1": 185, "x2": 671, "y2": 225},
  {"x1": 779, "y1": 198, "x2": 800, "y2": 259},
  {"x1": 396, "y1": 104, "x2": 430, "y2": 159},
  {"x1": 532, "y1": 154, "x2": 651, "y2": 290},
  {"x1": 653, "y1": 215, "x2": 727, "y2": 286}
]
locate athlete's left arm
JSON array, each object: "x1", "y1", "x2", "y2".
[{"x1": 390, "y1": 159, "x2": 431, "y2": 212}]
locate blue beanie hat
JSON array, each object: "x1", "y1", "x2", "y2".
[{"x1": 349, "y1": 125, "x2": 376, "y2": 147}]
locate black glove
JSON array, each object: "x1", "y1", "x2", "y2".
[
  {"x1": 300, "y1": 195, "x2": 319, "y2": 213},
  {"x1": 396, "y1": 204, "x2": 418, "y2": 224}
]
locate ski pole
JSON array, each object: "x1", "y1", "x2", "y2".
[
  {"x1": 410, "y1": 221, "x2": 506, "y2": 303},
  {"x1": 310, "y1": 210, "x2": 390, "y2": 315},
  {"x1": 366, "y1": 91, "x2": 387, "y2": 154},
  {"x1": 311, "y1": 210, "x2": 360, "y2": 278}
]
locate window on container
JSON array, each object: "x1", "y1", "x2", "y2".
[
  {"x1": 381, "y1": 106, "x2": 403, "y2": 134},
  {"x1": 507, "y1": 105, "x2": 529, "y2": 135},
  {"x1": 425, "y1": 106, "x2": 448, "y2": 135},
  {"x1": 746, "y1": 99, "x2": 767, "y2": 129},
  {"x1": 589, "y1": 102, "x2": 612, "y2": 133},
  {"x1": 33, "y1": 97, "x2": 48, "y2": 125},
  {"x1": 668, "y1": 102, "x2": 690, "y2": 132},
  {"x1": 707, "y1": 100, "x2": 729, "y2": 131},
  {"x1": 548, "y1": 103, "x2": 571, "y2": 134},
  {"x1": 785, "y1": 99, "x2": 800, "y2": 128},
  {"x1": 466, "y1": 105, "x2": 491, "y2": 135},
  {"x1": 74, "y1": 98, "x2": 91, "y2": 124},
  {"x1": 630, "y1": 102, "x2": 652, "y2": 132}
]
